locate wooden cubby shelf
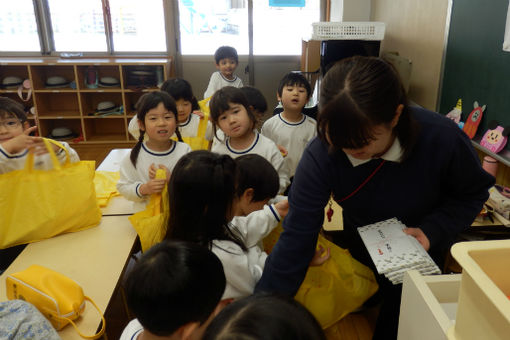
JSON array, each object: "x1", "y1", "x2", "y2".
[{"x1": 0, "y1": 57, "x2": 171, "y2": 145}]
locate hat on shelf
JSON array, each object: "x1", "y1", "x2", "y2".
[
  {"x1": 91, "y1": 101, "x2": 123, "y2": 116},
  {"x1": 97, "y1": 101, "x2": 117, "y2": 112},
  {"x1": 98, "y1": 77, "x2": 120, "y2": 87},
  {"x1": 2, "y1": 76, "x2": 23, "y2": 89},
  {"x1": 45, "y1": 76, "x2": 70, "y2": 88},
  {"x1": 48, "y1": 127, "x2": 78, "y2": 141}
]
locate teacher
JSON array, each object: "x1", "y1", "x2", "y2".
[{"x1": 255, "y1": 56, "x2": 494, "y2": 338}]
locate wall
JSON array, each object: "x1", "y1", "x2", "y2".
[{"x1": 371, "y1": 0, "x2": 450, "y2": 110}]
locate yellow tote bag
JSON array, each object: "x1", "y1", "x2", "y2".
[
  {"x1": 0, "y1": 139, "x2": 101, "y2": 249},
  {"x1": 263, "y1": 226, "x2": 379, "y2": 329},
  {"x1": 93, "y1": 171, "x2": 120, "y2": 207},
  {"x1": 128, "y1": 169, "x2": 169, "y2": 252}
]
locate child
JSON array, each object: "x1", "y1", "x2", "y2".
[
  {"x1": 203, "y1": 46, "x2": 243, "y2": 99},
  {"x1": 117, "y1": 91, "x2": 191, "y2": 206},
  {"x1": 240, "y1": 85, "x2": 268, "y2": 131},
  {"x1": 164, "y1": 151, "x2": 288, "y2": 299},
  {"x1": 0, "y1": 96, "x2": 79, "y2": 174},
  {"x1": 210, "y1": 86, "x2": 290, "y2": 193},
  {"x1": 203, "y1": 294, "x2": 326, "y2": 340},
  {"x1": 128, "y1": 78, "x2": 213, "y2": 150},
  {"x1": 120, "y1": 240, "x2": 227, "y2": 340},
  {"x1": 261, "y1": 72, "x2": 317, "y2": 178}
]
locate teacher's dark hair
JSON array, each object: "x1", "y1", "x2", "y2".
[{"x1": 317, "y1": 56, "x2": 418, "y2": 161}]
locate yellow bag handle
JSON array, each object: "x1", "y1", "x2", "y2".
[
  {"x1": 25, "y1": 138, "x2": 70, "y2": 172},
  {"x1": 54, "y1": 296, "x2": 106, "y2": 339}
]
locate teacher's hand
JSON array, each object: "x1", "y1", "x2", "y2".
[{"x1": 404, "y1": 227, "x2": 430, "y2": 251}]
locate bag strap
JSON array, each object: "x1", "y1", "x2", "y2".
[
  {"x1": 25, "y1": 138, "x2": 70, "y2": 172},
  {"x1": 56, "y1": 296, "x2": 106, "y2": 340},
  {"x1": 336, "y1": 159, "x2": 386, "y2": 204}
]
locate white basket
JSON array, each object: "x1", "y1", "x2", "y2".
[{"x1": 312, "y1": 22, "x2": 385, "y2": 41}]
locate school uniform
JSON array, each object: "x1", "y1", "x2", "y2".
[
  {"x1": 255, "y1": 107, "x2": 494, "y2": 337},
  {"x1": 119, "y1": 318, "x2": 143, "y2": 340},
  {"x1": 117, "y1": 141, "x2": 191, "y2": 204},
  {"x1": 261, "y1": 113, "x2": 317, "y2": 177},
  {"x1": 203, "y1": 71, "x2": 243, "y2": 99},
  {"x1": 212, "y1": 204, "x2": 281, "y2": 299},
  {"x1": 211, "y1": 131, "x2": 290, "y2": 193},
  {"x1": 0, "y1": 141, "x2": 79, "y2": 174}
]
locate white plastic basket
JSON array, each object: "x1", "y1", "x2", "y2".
[{"x1": 312, "y1": 22, "x2": 385, "y2": 41}]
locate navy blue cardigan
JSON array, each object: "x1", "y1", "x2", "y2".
[{"x1": 255, "y1": 107, "x2": 494, "y2": 295}]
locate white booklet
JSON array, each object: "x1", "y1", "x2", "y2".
[{"x1": 357, "y1": 218, "x2": 441, "y2": 284}]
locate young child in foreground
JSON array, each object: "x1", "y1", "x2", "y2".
[
  {"x1": 204, "y1": 46, "x2": 243, "y2": 99},
  {"x1": 117, "y1": 91, "x2": 191, "y2": 208},
  {"x1": 120, "y1": 240, "x2": 226, "y2": 340},
  {"x1": 0, "y1": 96, "x2": 79, "y2": 173}
]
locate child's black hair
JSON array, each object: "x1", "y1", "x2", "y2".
[
  {"x1": 130, "y1": 91, "x2": 183, "y2": 167},
  {"x1": 235, "y1": 154, "x2": 278, "y2": 202},
  {"x1": 0, "y1": 97, "x2": 27, "y2": 122},
  {"x1": 125, "y1": 240, "x2": 226, "y2": 337},
  {"x1": 240, "y1": 86, "x2": 268, "y2": 114},
  {"x1": 277, "y1": 72, "x2": 312, "y2": 99},
  {"x1": 209, "y1": 86, "x2": 257, "y2": 140},
  {"x1": 160, "y1": 78, "x2": 200, "y2": 111},
  {"x1": 165, "y1": 150, "x2": 247, "y2": 252},
  {"x1": 203, "y1": 293, "x2": 326, "y2": 340},
  {"x1": 214, "y1": 46, "x2": 239, "y2": 64}
]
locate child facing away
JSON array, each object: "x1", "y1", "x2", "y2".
[
  {"x1": 128, "y1": 78, "x2": 213, "y2": 150},
  {"x1": 203, "y1": 46, "x2": 243, "y2": 99},
  {"x1": 117, "y1": 91, "x2": 191, "y2": 208},
  {"x1": 0, "y1": 96, "x2": 79, "y2": 174},
  {"x1": 209, "y1": 86, "x2": 290, "y2": 193},
  {"x1": 261, "y1": 72, "x2": 317, "y2": 177},
  {"x1": 164, "y1": 151, "x2": 289, "y2": 299},
  {"x1": 203, "y1": 294, "x2": 326, "y2": 340},
  {"x1": 240, "y1": 85, "x2": 268, "y2": 131},
  {"x1": 120, "y1": 240, "x2": 227, "y2": 340}
]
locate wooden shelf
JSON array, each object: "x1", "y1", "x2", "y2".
[{"x1": 0, "y1": 57, "x2": 171, "y2": 145}]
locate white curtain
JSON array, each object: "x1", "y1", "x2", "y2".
[{"x1": 503, "y1": 0, "x2": 510, "y2": 51}]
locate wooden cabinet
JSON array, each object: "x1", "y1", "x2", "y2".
[{"x1": 0, "y1": 58, "x2": 171, "y2": 145}]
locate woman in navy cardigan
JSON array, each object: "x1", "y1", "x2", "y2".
[{"x1": 255, "y1": 56, "x2": 494, "y2": 338}]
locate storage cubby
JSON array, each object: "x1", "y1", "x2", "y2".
[
  {"x1": 83, "y1": 117, "x2": 127, "y2": 142},
  {"x1": 38, "y1": 118, "x2": 82, "y2": 140},
  {"x1": 34, "y1": 92, "x2": 80, "y2": 118},
  {"x1": 30, "y1": 65, "x2": 76, "y2": 90},
  {"x1": 0, "y1": 58, "x2": 171, "y2": 145}
]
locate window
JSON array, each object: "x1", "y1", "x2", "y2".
[
  {"x1": 0, "y1": 0, "x2": 40, "y2": 52},
  {"x1": 178, "y1": 0, "x2": 249, "y2": 55},
  {"x1": 178, "y1": 0, "x2": 321, "y2": 56},
  {"x1": 109, "y1": 0, "x2": 167, "y2": 52},
  {"x1": 48, "y1": 0, "x2": 107, "y2": 52}
]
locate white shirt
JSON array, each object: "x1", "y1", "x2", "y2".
[
  {"x1": 346, "y1": 137, "x2": 403, "y2": 167},
  {"x1": 203, "y1": 71, "x2": 243, "y2": 99},
  {"x1": 128, "y1": 114, "x2": 213, "y2": 141},
  {"x1": 0, "y1": 141, "x2": 80, "y2": 174},
  {"x1": 261, "y1": 113, "x2": 317, "y2": 177},
  {"x1": 211, "y1": 131, "x2": 290, "y2": 193},
  {"x1": 117, "y1": 141, "x2": 191, "y2": 203},
  {"x1": 212, "y1": 204, "x2": 281, "y2": 299},
  {"x1": 119, "y1": 319, "x2": 143, "y2": 340}
]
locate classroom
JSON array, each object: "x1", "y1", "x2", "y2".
[{"x1": 1, "y1": 1, "x2": 510, "y2": 339}]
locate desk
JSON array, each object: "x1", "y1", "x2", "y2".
[
  {"x1": 0, "y1": 215, "x2": 138, "y2": 340},
  {"x1": 96, "y1": 149, "x2": 130, "y2": 172}
]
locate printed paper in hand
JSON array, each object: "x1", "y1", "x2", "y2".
[{"x1": 357, "y1": 218, "x2": 441, "y2": 284}]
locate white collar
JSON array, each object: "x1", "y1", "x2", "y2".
[{"x1": 346, "y1": 138, "x2": 403, "y2": 167}]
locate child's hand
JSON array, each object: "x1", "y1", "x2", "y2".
[
  {"x1": 275, "y1": 200, "x2": 289, "y2": 218},
  {"x1": 277, "y1": 145, "x2": 288, "y2": 157},
  {"x1": 139, "y1": 179, "x2": 167, "y2": 195},
  {"x1": 30, "y1": 139, "x2": 62, "y2": 156},
  {"x1": 192, "y1": 110, "x2": 205, "y2": 119},
  {"x1": 1, "y1": 126, "x2": 41, "y2": 154},
  {"x1": 310, "y1": 245, "x2": 330, "y2": 266},
  {"x1": 148, "y1": 163, "x2": 157, "y2": 179}
]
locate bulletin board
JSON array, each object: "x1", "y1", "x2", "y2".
[{"x1": 439, "y1": 0, "x2": 510, "y2": 135}]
